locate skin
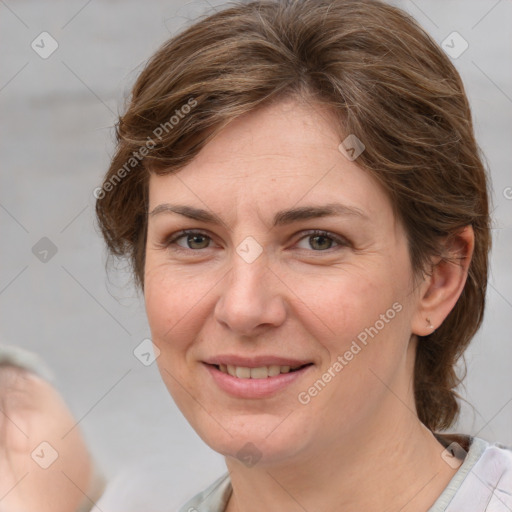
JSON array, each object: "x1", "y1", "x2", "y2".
[
  {"x1": 0, "y1": 366, "x2": 99, "y2": 512},
  {"x1": 144, "y1": 97, "x2": 474, "y2": 511}
]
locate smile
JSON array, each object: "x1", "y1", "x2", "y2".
[
  {"x1": 203, "y1": 361, "x2": 314, "y2": 399},
  {"x1": 214, "y1": 363, "x2": 310, "y2": 379}
]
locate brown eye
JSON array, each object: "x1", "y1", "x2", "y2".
[
  {"x1": 181, "y1": 233, "x2": 210, "y2": 250},
  {"x1": 295, "y1": 230, "x2": 349, "y2": 251},
  {"x1": 166, "y1": 230, "x2": 213, "y2": 251},
  {"x1": 309, "y1": 234, "x2": 334, "y2": 251}
]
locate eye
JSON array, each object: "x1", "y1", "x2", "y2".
[
  {"x1": 295, "y1": 230, "x2": 349, "y2": 251},
  {"x1": 166, "y1": 230, "x2": 213, "y2": 251},
  {"x1": 162, "y1": 229, "x2": 349, "y2": 254}
]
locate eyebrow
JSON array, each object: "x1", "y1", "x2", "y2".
[{"x1": 149, "y1": 202, "x2": 368, "y2": 227}]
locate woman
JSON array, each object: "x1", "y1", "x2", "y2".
[
  {"x1": 2, "y1": 0, "x2": 508, "y2": 511},
  {"x1": 94, "y1": 0, "x2": 511, "y2": 510}
]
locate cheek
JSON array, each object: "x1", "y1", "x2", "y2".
[
  {"x1": 305, "y1": 261, "x2": 411, "y2": 381},
  {"x1": 300, "y1": 263, "x2": 401, "y2": 341},
  {"x1": 144, "y1": 262, "x2": 216, "y2": 355},
  {"x1": 143, "y1": 269, "x2": 202, "y2": 410}
]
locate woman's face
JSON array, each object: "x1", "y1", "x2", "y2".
[{"x1": 144, "y1": 97, "x2": 423, "y2": 465}]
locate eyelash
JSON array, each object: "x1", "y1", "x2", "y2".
[{"x1": 162, "y1": 229, "x2": 350, "y2": 254}]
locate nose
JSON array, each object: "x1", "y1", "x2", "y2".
[{"x1": 214, "y1": 252, "x2": 287, "y2": 337}]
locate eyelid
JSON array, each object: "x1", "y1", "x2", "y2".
[
  {"x1": 161, "y1": 228, "x2": 350, "y2": 252},
  {"x1": 294, "y1": 229, "x2": 351, "y2": 250},
  {"x1": 164, "y1": 229, "x2": 218, "y2": 250}
]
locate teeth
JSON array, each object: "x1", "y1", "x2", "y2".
[
  {"x1": 217, "y1": 364, "x2": 303, "y2": 378},
  {"x1": 268, "y1": 365, "x2": 281, "y2": 377},
  {"x1": 235, "y1": 366, "x2": 251, "y2": 378},
  {"x1": 250, "y1": 367, "x2": 268, "y2": 379}
]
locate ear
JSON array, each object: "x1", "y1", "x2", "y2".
[{"x1": 411, "y1": 225, "x2": 474, "y2": 336}]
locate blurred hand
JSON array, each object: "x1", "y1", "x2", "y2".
[{"x1": 0, "y1": 365, "x2": 104, "y2": 512}]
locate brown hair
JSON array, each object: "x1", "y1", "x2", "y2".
[{"x1": 95, "y1": 0, "x2": 491, "y2": 431}]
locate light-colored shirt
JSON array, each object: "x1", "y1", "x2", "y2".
[{"x1": 178, "y1": 434, "x2": 512, "y2": 512}]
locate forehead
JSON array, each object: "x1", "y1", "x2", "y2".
[{"x1": 147, "y1": 98, "x2": 394, "y2": 226}]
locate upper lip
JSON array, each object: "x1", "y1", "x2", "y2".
[{"x1": 203, "y1": 355, "x2": 313, "y2": 368}]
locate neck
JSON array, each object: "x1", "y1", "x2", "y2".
[{"x1": 224, "y1": 350, "x2": 457, "y2": 512}]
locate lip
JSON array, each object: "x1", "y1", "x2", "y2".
[
  {"x1": 203, "y1": 361, "x2": 314, "y2": 399},
  {"x1": 203, "y1": 355, "x2": 312, "y2": 368}
]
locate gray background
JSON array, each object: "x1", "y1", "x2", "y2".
[{"x1": 1, "y1": 0, "x2": 511, "y2": 506}]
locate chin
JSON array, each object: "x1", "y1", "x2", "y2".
[{"x1": 191, "y1": 412, "x2": 311, "y2": 467}]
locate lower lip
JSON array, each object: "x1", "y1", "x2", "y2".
[{"x1": 203, "y1": 363, "x2": 313, "y2": 399}]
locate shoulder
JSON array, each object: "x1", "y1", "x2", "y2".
[
  {"x1": 178, "y1": 472, "x2": 232, "y2": 512},
  {"x1": 431, "y1": 434, "x2": 512, "y2": 512},
  {"x1": 455, "y1": 437, "x2": 512, "y2": 510}
]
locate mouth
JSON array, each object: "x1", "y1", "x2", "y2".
[
  {"x1": 203, "y1": 359, "x2": 314, "y2": 399},
  {"x1": 208, "y1": 363, "x2": 313, "y2": 379}
]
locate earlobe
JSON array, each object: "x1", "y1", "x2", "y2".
[{"x1": 412, "y1": 226, "x2": 475, "y2": 336}]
